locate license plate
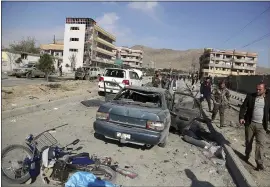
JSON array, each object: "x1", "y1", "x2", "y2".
[{"x1": 116, "y1": 132, "x2": 131, "y2": 139}]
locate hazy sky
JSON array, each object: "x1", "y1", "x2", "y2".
[{"x1": 2, "y1": 1, "x2": 270, "y2": 67}]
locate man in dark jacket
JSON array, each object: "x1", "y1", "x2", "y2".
[
  {"x1": 200, "y1": 77, "x2": 212, "y2": 111},
  {"x1": 239, "y1": 82, "x2": 270, "y2": 171}
]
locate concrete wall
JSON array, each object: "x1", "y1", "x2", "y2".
[
  {"x1": 1, "y1": 51, "x2": 39, "y2": 72},
  {"x1": 214, "y1": 75, "x2": 270, "y2": 94},
  {"x1": 63, "y1": 23, "x2": 86, "y2": 73}
]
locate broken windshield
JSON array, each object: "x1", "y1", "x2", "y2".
[{"x1": 114, "y1": 88, "x2": 162, "y2": 108}]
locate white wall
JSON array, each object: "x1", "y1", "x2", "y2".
[{"x1": 63, "y1": 24, "x2": 86, "y2": 73}]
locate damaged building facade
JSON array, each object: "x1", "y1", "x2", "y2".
[
  {"x1": 199, "y1": 48, "x2": 258, "y2": 78},
  {"x1": 63, "y1": 17, "x2": 116, "y2": 73},
  {"x1": 112, "y1": 47, "x2": 143, "y2": 68}
]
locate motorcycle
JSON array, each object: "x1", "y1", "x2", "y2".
[{"x1": 1, "y1": 124, "x2": 116, "y2": 184}]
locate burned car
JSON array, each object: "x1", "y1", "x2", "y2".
[{"x1": 93, "y1": 84, "x2": 174, "y2": 148}]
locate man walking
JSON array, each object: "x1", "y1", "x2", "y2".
[
  {"x1": 211, "y1": 80, "x2": 230, "y2": 128},
  {"x1": 200, "y1": 77, "x2": 212, "y2": 112},
  {"x1": 239, "y1": 82, "x2": 270, "y2": 171}
]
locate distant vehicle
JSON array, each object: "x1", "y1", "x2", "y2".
[
  {"x1": 98, "y1": 68, "x2": 143, "y2": 95},
  {"x1": 75, "y1": 67, "x2": 104, "y2": 80},
  {"x1": 14, "y1": 63, "x2": 45, "y2": 78},
  {"x1": 94, "y1": 85, "x2": 173, "y2": 148}
]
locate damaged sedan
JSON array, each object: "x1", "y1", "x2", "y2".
[{"x1": 93, "y1": 84, "x2": 175, "y2": 148}]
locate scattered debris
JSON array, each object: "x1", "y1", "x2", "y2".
[
  {"x1": 54, "y1": 108, "x2": 58, "y2": 110},
  {"x1": 163, "y1": 160, "x2": 170, "y2": 163},
  {"x1": 10, "y1": 119, "x2": 16, "y2": 123},
  {"x1": 29, "y1": 96, "x2": 39, "y2": 100},
  {"x1": 11, "y1": 103, "x2": 17, "y2": 107}
]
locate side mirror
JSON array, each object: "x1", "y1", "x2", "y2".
[{"x1": 72, "y1": 139, "x2": 80, "y2": 145}]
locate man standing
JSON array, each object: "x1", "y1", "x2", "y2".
[
  {"x1": 152, "y1": 71, "x2": 161, "y2": 88},
  {"x1": 200, "y1": 77, "x2": 212, "y2": 112},
  {"x1": 211, "y1": 80, "x2": 230, "y2": 128},
  {"x1": 58, "y1": 61, "x2": 63, "y2": 77},
  {"x1": 239, "y1": 83, "x2": 270, "y2": 171}
]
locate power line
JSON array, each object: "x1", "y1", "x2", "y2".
[
  {"x1": 241, "y1": 32, "x2": 270, "y2": 48},
  {"x1": 223, "y1": 5, "x2": 270, "y2": 44}
]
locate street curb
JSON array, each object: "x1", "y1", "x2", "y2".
[
  {"x1": 185, "y1": 82, "x2": 258, "y2": 187},
  {"x1": 2, "y1": 94, "x2": 100, "y2": 119}
]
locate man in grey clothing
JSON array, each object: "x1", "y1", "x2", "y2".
[{"x1": 239, "y1": 82, "x2": 270, "y2": 171}]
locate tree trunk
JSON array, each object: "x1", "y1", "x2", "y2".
[{"x1": 46, "y1": 73, "x2": 49, "y2": 82}]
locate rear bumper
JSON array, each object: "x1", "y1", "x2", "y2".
[
  {"x1": 98, "y1": 83, "x2": 121, "y2": 94},
  {"x1": 93, "y1": 120, "x2": 162, "y2": 145}
]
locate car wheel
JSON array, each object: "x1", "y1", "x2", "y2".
[
  {"x1": 16, "y1": 75, "x2": 21, "y2": 78},
  {"x1": 98, "y1": 91, "x2": 105, "y2": 96},
  {"x1": 158, "y1": 132, "x2": 169, "y2": 148},
  {"x1": 26, "y1": 72, "x2": 32, "y2": 79}
]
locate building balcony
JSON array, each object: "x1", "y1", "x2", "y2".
[
  {"x1": 121, "y1": 57, "x2": 141, "y2": 62},
  {"x1": 120, "y1": 52, "x2": 142, "y2": 57},
  {"x1": 233, "y1": 65, "x2": 256, "y2": 71},
  {"x1": 234, "y1": 58, "x2": 246, "y2": 62},
  {"x1": 208, "y1": 63, "x2": 232, "y2": 68},
  {"x1": 92, "y1": 56, "x2": 114, "y2": 64},
  {"x1": 94, "y1": 25, "x2": 116, "y2": 42},
  {"x1": 95, "y1": 37, "x2": 115, "y2": 49},
  {"x1": 95, "y1": 47, "x2": 115, "y2": 57}
]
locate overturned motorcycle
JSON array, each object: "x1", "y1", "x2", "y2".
[{"x1": 1, "y1": 124, "x2": 137, "y2": 185}]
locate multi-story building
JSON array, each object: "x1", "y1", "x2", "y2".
[
  {"x1": 40, "y1": 40, "x2": 64, "y2": 67},
  {"x1": 199, "y1": 48, "x2": 258, "y2": 78},
  {"x1": 112, "y1": 47, "x2": 143, "y2": 68},
  {"x1": 63, "y1": 18, "x2": 116, "y2": 73}
]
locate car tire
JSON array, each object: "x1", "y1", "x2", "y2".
[
  {"x1": 98, "y1": 91, "x2": 105, "y2": 96},
  {"x1": 26, "y1": 72, "x2": 32, "y2": 79},
  {"x1": 16, "y1": 75, "x2": 21, "y2": 78},
  {"x1": 158, "y1": 132, "x2": 169, "y2": 148}
]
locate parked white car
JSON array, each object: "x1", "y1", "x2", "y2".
[{"x1": 98, "y1": 68, "x2": 143, "y2": 95}]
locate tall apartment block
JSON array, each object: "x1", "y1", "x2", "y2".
[
  {"x1": 199, "y1": 48, "x2": 258, "y2": 78},
  {"x1": 63, "y1": 18, "x2": 116, "y2": 73},
  {"x1": 112, "y1": 47, "x2": 143, "y2": 68}
]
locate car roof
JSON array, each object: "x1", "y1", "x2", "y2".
[{"x1": 125, "y1": 85, "x2": 166, "y2": 94}]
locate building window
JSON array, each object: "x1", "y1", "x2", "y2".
[
  {"x1": 70, "y1": 27, "x2": 79, "y2": 30},
  {"x1": 70, "y1": 38, "x2": 79, "y2": 41},
  {"x1": 69, "y1": 48, "x2": 78, "y2": 52}
]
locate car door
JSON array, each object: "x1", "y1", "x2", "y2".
[
  {"x1": 129, "y1": 71, "x2": 141, "y2": 86},
  {"x1": 170, "y1": 91, "x2": 202, "y2": 133}
]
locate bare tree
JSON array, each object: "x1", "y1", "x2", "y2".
[
  {"x1": 6, "y1": 52, "x2": 18, "y2": 71},
  {"x1": 9, "y1": 37, "x2": 40, "y2": 54},
  {"x1": 69, "y1": 53, "x2": 77, "y2": 71}
]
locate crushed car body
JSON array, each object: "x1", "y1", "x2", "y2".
[{"x1": 94, "y1": 84, "x2": 173, "y2": 148}]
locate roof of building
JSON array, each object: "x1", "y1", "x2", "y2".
[
  {"x1": 204, "y1": 48, "x2": 258, "y2": 57},
  {"x1": 40, "y1": 43, "x2": 64, "y2": 51},
  {"x1": 2, "y1": 49, "x2": 40, "y2": 57}
]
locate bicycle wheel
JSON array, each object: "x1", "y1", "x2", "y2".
[{"x1": 1, "y1": 144, "x2": 32, "y2": 184}]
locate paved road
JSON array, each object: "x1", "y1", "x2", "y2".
[
  {"x1": 2, "y1": 83, "x2": 234, "y2": 186},
  {"x1": 2, "y1": 77, "x2": 49, "y2": 87}
]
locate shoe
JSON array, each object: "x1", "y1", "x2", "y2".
[
  {"x1": 244, "y1": 155, "x2": 250, "y2": 163},
  {"x1": 255, "y1": 164, "x2": 265, "y2": 171}
]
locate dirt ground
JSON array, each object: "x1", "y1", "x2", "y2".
[
  {"x1": 201, "y1": 102, "x2": 270, "y2": 187},
  {"x1": 2, "y1": 80, "x2": 99, "y2": 111}
]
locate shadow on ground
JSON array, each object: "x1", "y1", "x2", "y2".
[
  {"x1": 232, "y1": 148, "x2": 255, "y2": 168},
  {"x1": 81, "y1": 98, "x2": 105, "y2": 107},
  {"x1": 185, "y1": 169, "x2": 215, "y2": 187}
]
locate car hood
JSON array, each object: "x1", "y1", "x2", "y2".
[{"x1": 98, "y1": 100, "x2": 165, "y2": 127}]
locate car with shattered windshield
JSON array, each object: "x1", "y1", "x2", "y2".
[{"x1": 94, "y1": 85, "x2": 174, "y2": 148}]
